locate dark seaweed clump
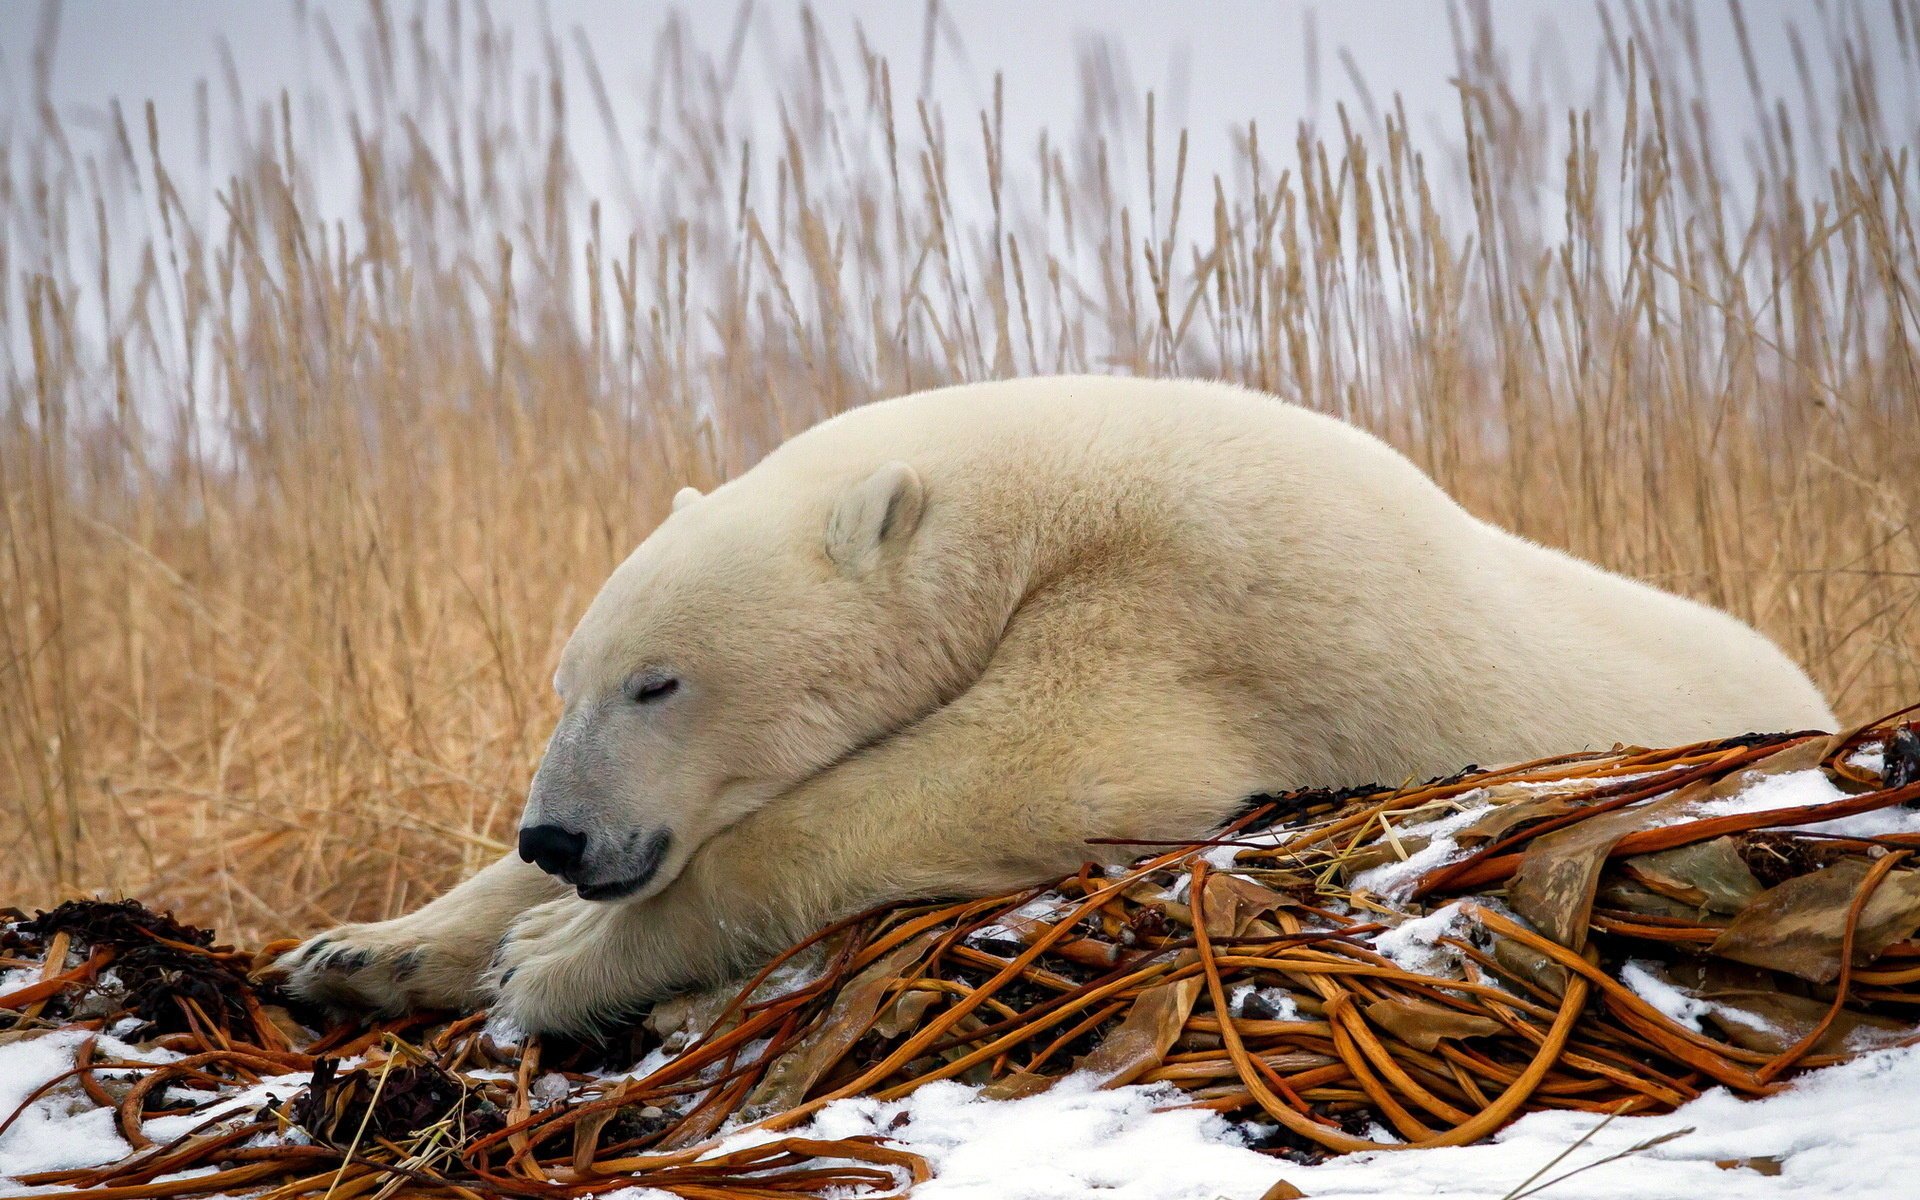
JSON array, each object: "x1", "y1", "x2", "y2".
[{"x1": 3, "y1": 898, "x2": 255, "y2": 1035}]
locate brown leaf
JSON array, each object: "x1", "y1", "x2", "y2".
[
  {"x1": 1363, "y1": 997, "x2": 1506, "y2": 1051},
  {"x1": 1490, "y1": 927, "x2": 1569, "y2": 995},
  {"x1": 1340, "y1": 837, "x2": 1431, "y2": 877},
  {"x1": 1622, "y1": 838, "x2": 1762, "y2": 915},
  {"x1": 1507, "y1": 790, "x2": 1698, "y2": 951},
  {"x1": 1695, "y1": 735, "x2": 1837, "y2": 784},
  {"x1": 1711, "y1": 860, "x2": 1920, "y2": 983},
  {"x1": 1259, "y1": 1180, "x2": 1309, "y2": 1199},
  {"x1": 747, "y1": 930, "x2": 943, "y2": 1113},
  {"x1": 1595, "y1": 878, "x2": 1703, "y2": 920},
  {"x1": 874, "y1": 985, "x2": 942, "y2": 1038},
  {"x1": 1202, "y1": 873, "x2": 1294, "y2": 938},
  {"x1": 1509, "y1": 739, "x2": 1830, "y2": 950},
  {"x1": 1452, "y1": 790, "x2": 1586, "y2": 846},
  {"x1": 1070, "y1": 976, "x2": 1206, "y2": 1089},
  {"x1": 1654, "y1": 960, "x2": 1909, "y2": 1054},
  {"x1": 1700, "y1": 987, "x2": 1909, "y2": 1054}
]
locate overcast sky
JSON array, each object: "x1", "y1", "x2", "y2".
[
  {"x1": 17, "y1": 1, "x2": 1588, "y2": 146},
  {"x1": 3, "y1": 1, "x2": 1862, "y2": 197}
]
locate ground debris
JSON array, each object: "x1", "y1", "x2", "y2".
[
  {"x1": 289, "y1": 1056, "x2": 486, "y2": 1146},
  {"x1": 2, "y1": 898, "x2": 260, "y2": 1037}
]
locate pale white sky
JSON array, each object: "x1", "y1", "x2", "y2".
[
  {"x1": 2, "y1": 1, "x2": 1863, "y2": 204},
  {"x1": 0, "y1": 2, "x2": 1902, "y2": 441}
]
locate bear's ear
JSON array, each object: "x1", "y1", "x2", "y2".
[
  {"x1": 672, "y1": 486, "x2": 702, "y2": 513},
  {"x1": 825, "y1": 461, "x2": 925, "y2": 574}
]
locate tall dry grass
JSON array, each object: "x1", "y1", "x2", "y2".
[{"x1": 3, "y1": 3, "x2": 1917, "y2": 941}]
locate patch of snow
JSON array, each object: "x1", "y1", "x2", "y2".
[
  {"x1": 0, "y1": 1031, "x2": 177, "y2": 1179},
  {"x1": 1372, "y1": 902, "x2": 1469, "y2": 978},
  {"x1": 725, "y1": 1075, "x2": 1286, "y2": 1200},
  {"x1": 1686, "y1": 768, "x2": 1920, "y2": 838},
  {"x1": 481, "y1": 1012, "x2": 528, "y2": 1046},
  {"x1": 734, "y1": 1044, "x2": 1920, "y2": 1199},
  {"x1": 964, "y1": 925, "x2": 1024, "y2": 947},
  {"x1": 1506, "y1": 768, "x2": 1674, "y2": 792},
  {"x1": 1620, "y1": 960, "x2": 1712, "y2": 1032},
  {"x1": 1008, "y1": 894, "x2": 1073, "y2": 922},
  {"x1": 966, "y1": 896, "x2": 1076, "y2": 947},
  {"x1": 1350, "y1": 802, "x2": 1493, "y2": 902},
  {"x1": 1227, "y1": 984, "x2": 1300, "y2": 1021},
  {"x1": 141, "y1": 1073, "x2": 313, "y2": 1144},
  {"x1": 6, "y1": 1003, "x2": 1920, "y2": 1198},
  {"x1": 1709, "y1": 1005, "x2": 1791, "y2": 1044},
  {"x1": 1848, "y1": 744, "x2": 1885, "y2": 777},
  {"x1": 1202, "y1": 827, "x2": 1293, "y2": 870},
  {"x1": 616, "y1": 1044, "x2": 680, "y2": 1083}
]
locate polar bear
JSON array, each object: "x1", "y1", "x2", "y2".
[{"x1": 280, "y1": 376, "x2": 1835, "y2": 1034}]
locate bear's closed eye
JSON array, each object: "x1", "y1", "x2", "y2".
[{"x1": 631, "y1": 677, "x2": 679, "y2": 704}]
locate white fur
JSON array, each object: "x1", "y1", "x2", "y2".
[{"x1": 280, "y1": 376, "x2": 1835, "y2": 1033}]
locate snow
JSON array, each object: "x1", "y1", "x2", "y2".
[
  {"x1": 728, "y1": 1045, "x2": 1920, "y2": 1198},
  {"x1": 726, "y1": 1075, "x2": 1290, "y2": 1200},
  {"x1": 9, "y1": 755, "x2": 1920, "y2": 1198},
  {"x1": 966, "y1": 893, "x2": 1076, "y2": 945},
  {"x1": 0, "y1": 1030, "x2": 177, "y2": 1179},
  {"x1": 1349, "y1": 800, "x2": 1493, "y2": 901},
  {"x1": 140, "y1": 1073, "x2": 312, "y2": 1144},
  {"x1": 5, "y1": 996, "x2": 1920, "y2": 1199},
  {"x1": 1620, "y1": 960, "x2": 1713, "y2": 1032},
  {"x1": 1506, "y1": 768, "x2": 1676, "y2": 792},
  {"x1": 0, "y1": 1031, "x2": 316, "y2": 1190},
  {"x1": 1228, "y1": 983, "x2": 1300, "y2": 1021},
  {"x1": 6, "y1": 1038, "x2": 1918, "y2": 1200},
  {"x1": 1684, "y1": 768, "x2": 1920, "y2": 838},
  {"x1": 1372, "y1": 901, "x2": 1470, "y2": 978}
]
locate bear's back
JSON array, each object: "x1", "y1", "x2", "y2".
[
  {"x1": 752, "y1": 376, "x2": 1834, "y2": 762},
  {"x1": 762, "y1": 375, "x2": 1464, "y2": 542}
]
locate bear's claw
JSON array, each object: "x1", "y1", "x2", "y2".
[
  {"x1": 480, "y1": 897, "x2": 624, "y2": 1038},
  {"x1": 276, "y1": 920, "x2": 488, "y2": 1016}
]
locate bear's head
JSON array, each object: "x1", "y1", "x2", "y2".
[{"x1": 518, "y1": 460, "x2": 968, "y2": 903}]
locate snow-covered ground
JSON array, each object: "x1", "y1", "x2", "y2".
[
  {"x1": 3, "y1": 1025, "x2": 1915, "y2": 1199},
  {"x1": 737, "y1": 1045, "x2": 1920, "y2": 1199}
]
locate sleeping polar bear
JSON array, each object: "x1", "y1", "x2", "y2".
[{"x1": 281, "y1": 375, "x2": 1835, "y2": 1034}]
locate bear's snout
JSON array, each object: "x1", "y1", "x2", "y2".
[
  {"x1": 518, "y1": 823, "x2": 588, "y2": 877},
  {"x1": 519, "y1": 821, "x2": 673, "y2": 902}
]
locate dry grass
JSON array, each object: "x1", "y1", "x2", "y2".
[{"x1": 2, "y1": 2, "x2": 1917, "y2": 942}]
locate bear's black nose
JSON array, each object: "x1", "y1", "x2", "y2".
[{"x1": 518, "y1": 824, "x2": 588, "y2": 878}]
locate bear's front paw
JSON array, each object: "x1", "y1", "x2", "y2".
[
  {"x1": 483, "y1": 899, "x2": 641, "y2": 1038},
  {"x1": 273, "y1": 920, "x2": 488, "y2": 1017}
]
